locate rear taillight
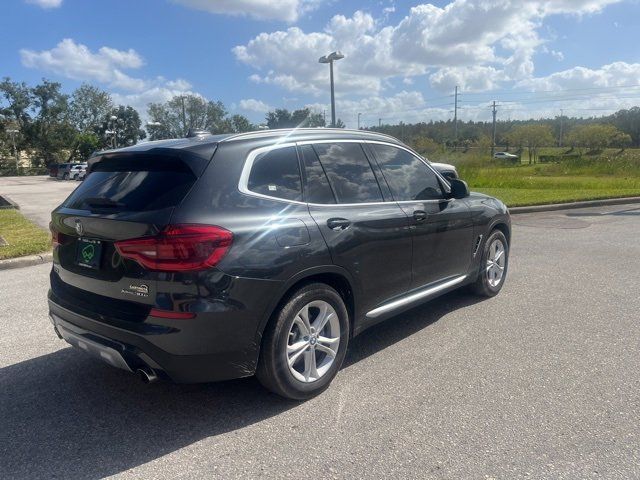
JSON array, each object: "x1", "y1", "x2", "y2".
[
  {"x1": 114, "y1": 225, "x2": 233, "y2": 272},
  {"x1": 49, "y1": 222, "x2": 69, "y2": 248}
]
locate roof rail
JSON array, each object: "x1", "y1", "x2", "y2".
[{"x1": 220, "y1": 127, "x2": 401, "y2": 144}]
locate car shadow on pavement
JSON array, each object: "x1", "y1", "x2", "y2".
[{"x1": 0, "y1": 290, "x2": 482, "y2": 479}]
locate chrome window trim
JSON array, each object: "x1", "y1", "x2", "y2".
[
  {"x1": 238, "y1": 138, "x2": 453, "y2": 207},
  {"x1": 366, "y1": 274, "x2": 468, "y2": 319},
  {"x1": 238, "y1": 142, "x2": 307, "y2": 206}
]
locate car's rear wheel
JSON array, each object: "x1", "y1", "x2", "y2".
[
  {"x1": 256, "y1": 283, "x2": 349, "y2": 400},
  {"x1": 471, "y1": 229, "x2": 509, "y2": 297}
]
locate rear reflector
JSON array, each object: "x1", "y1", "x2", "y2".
[
  {"x1": 149, "y1": 308, "x2": 196, "y2": 319},
  {"x1": 115, "y1": 224, "x2": 233, "y2": 272}
]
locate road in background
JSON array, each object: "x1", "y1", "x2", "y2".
[
  {"x1": 0, "y1": 176, "x2": 77, "y2": 228},
  {"x1": 1, "y1": 204, "x2": 639, "y2": 479}
]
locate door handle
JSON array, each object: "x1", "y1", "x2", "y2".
[
  {"x1": 413, "y1": 210, "x2": 427, "y2": 222},
  {"x1": 327, "y1": 218, "x2": 351, "y2": 231}
]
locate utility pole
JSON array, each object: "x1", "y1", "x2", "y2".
[
  {"x1": 559, "y1": 109, "x2": 564, "y2": 147},
  {"x1": 491, "y1": 101, "x2": 497, "y2": 157},
  {"x1": 357, "y1": 112, "x2": 361, "y2": 130},
  {"x1": 378, "y1": 118, "x2": 382, "y2": 128},
  {"x1": 453, "y1": 86, "x2": 459, "y2": 144},
  {"x1": 323, "y1": 110, "x2": 326, "y2": 126}
]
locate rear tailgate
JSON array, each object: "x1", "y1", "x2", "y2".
[{"x1": 50, "y1": 151, "x2": 209, "y2": 320}]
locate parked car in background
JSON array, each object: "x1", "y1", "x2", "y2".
[
  {"x1": 72, "y1": 164, "x2": 88, "y2": 180},
  {"x1": 430, "y1": 161, "x2": 459, "y2": 180},
  {"x1": 56, "y1": 163, "x2": 86, "y2": 180},
  {"x1": 493, "y1": 151, "x2": 519, "y2": 161},
  {"x1": 56, "y1": 163, "x2": 73, "y2": 180},
  {"x1": 48, "y1": 128, "x2": 511, "y2": 400}
]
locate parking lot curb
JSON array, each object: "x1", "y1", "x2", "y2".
[
  {"x1": 0, "y1": 194, "x2": 19, "y2": 210},
  {"x1": 509, "y1": 196, "x2": 640, "y2": 214},
  {"x1": 0, "y1": 252, "x2": 52, "y2": 271}
]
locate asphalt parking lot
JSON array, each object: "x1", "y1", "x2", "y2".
[
  {"x1": 1, "y1": 203, "x2": 639, "y2": 479},
  {"x1": 0, "y1": 176, "x2": 77, "y2": 228}
]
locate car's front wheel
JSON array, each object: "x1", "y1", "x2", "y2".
[
  {"x1": 471, "y1": 229, "x2": 509, "y2": 297},
  {"x1": 256, "y1": 283, "x2": 349, "y2": 400}
]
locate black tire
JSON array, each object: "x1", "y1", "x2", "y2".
[
  {"x1": 470, "y1": 229, "x2": 509, "y2": 297},
  {"x1": 256, "y1": 283, "x2": 349, "y2": 400},
  {"x1": 63, "y1": 173, "x2": 69, "y2": 180}
]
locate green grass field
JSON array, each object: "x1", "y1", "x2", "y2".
[
  {"x1": 0, "y1": 209, "x2": 51, "y2": 260},
  {"x1": 438, "y1": 148, "x2": 640, "y2": 206}
]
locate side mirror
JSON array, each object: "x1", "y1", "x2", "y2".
[{"x1": 449, "y1": 178, "x2": 470, "y2": 199}]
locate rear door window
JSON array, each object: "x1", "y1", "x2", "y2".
[
  {"x1": 299, "y1": 144, "x2": 336, "y2": 204},
  {"x1": 63, "y1": 156, "x2": 197, "y2": 212},
  {"x1": 247, "y1": 146, "x2": 302, "y2": 201},
  {"x1": 312, "y1": 143, "x2": 383, "y2": 204}
]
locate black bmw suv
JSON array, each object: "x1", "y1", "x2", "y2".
[{"x1": 48, "y1": 128, "x2": 510, "y2": 399}]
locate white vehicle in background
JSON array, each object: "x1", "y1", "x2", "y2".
[
  {"x1": 69, "y1": 163, "x2": 87, "y2": 180},
  {"x1": 493, "y1": 151, "x2": 519, "y2": 160}
]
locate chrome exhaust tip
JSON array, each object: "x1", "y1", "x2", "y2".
[{"x1": 136, "y1": 368, "x2": 158, "y2": 384}]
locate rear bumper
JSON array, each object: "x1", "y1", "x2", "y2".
[{"x1": 49, "y1": 286, "x2": 270, "y2": 383}]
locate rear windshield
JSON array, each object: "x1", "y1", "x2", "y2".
[{"x1": 63, "y1": 156, "x2": 197, "y2": 212}]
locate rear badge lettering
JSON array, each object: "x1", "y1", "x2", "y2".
[{"x1": 121, "y1": 284, "x2": 149, "y2": 298}]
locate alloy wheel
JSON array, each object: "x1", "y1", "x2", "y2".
[
  {"x1": 486, "y1": 238, "x2": 506, "y2": 287},
  {"x1": 286, "y1": 300, "x2": 340, "y2": 383}
]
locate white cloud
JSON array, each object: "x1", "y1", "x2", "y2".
[
  {"x1": 517, "y1": 62, "x2": 640, "y2": 91},
  {"x1": 20, "y1": 38, "x2": 198, "y2": 124},
  {"x1": 233, "y1": 1, "x2": 624, "y2": 96},
  {"x1": 171, "y1": 0, "x2": 322, "y2": 22},
  {"x1": 430, "y1": 66, "x2": 505, "y2": 93},
  {"x1": 25, "y1": 0, "x2": 62, "y2": 8},
  {"x1": 239, "y1": 98, "x2": 274, "y2": 113},
  {"x1": 21, "y1": 39, "x2": 146, "y2": 91}
]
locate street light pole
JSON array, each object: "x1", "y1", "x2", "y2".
[
  {"x1": 357, "y1": 113, "x2": 361, "y2": 130},
  {"x1": 319, "y1": 51, "x2": 344, "y2": 128}
]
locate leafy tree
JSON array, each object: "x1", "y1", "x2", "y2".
[
  {"x1": 69, "y1": 84, "x2": 113, "y2": 133},
  {"x1": 612, "y1": 131, "x2": 632, "y2": 151},
  {"x1": 334, "y1": 118, "x2": 345, "y2": 128},
  {"x1": 229, "y1": 114, "x2": 254, "y2": 133},
  {"x1": 147, "y1": 95, "x2": 230, "y2": 139},
  {"x1": 29, "y1": 79, "x2": 75, "y2": 164},
  {"x1": 412, "y1": 136, "x2": 441, "y2": 156},
  {"x1": 98, "y1": 105, "x2": 145, "y2": 149},
  {"x1": 608, "y1": 107, "x2": 640, "y2": 147},
  {"x1": 265, "y1": 108, "x2": 325, "y2": 129},
  {"x1": 505, "y1": 124, "x2": 554, "y2": 164},
  {"x1": 69, "y1": 132, "x2": 101, "y2": 161},
  {"x1": 0, "y1": 78, "x2": 33, "y2": 161},
  {"x1": 567, "y1": 124, "x2": 628, "y2": 152}
]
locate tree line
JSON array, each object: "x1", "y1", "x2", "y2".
[
  {"x1": 0, "y1": 77, "x2": 257, "y2": 168},
  {"x1": 3, "y1": 75, "x2": 640, "y2": 169},
  {"x1": 370, "y1": 108, "x2": 640, "y2": 163}
]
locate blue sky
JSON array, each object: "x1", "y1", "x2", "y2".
[{"x1": 2, "y1": 0, "x2": 640, "y2": 128}]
